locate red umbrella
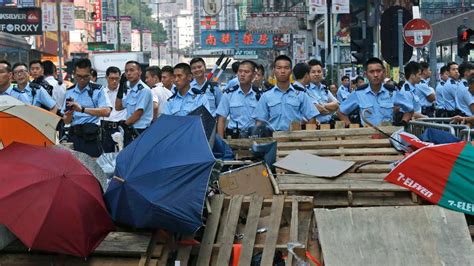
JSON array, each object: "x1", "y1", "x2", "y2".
[{"x1": 0, "y1": 143, "x2": 115, "y2": 257}]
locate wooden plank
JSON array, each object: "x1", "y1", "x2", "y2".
[
  {"x1": 350, "y1": 164, "x2": 391, "y2": 173},
  {"x1": 278, "y1": 183, "x2": 407, "y2": 192},
  {"x1": 286, "y1": 198, "x2": 299, "y2": 265},
  {"x1": 197, "y1": 195, "x2": 225, "y2": 266},
  {"x1": 273, "y1": 126, "x2": 401, "y2": 140},
  {"x1": 277, "y1": 155, "x2": 403, "y2": 163},
  {"x1": 216, "y1": 195, "x2": 244, "y2": 265},
  {"x1": 277, "y1": 138, "x2": 391, "y2": 150},
  {"x1": 314, "y1": 206, "x2": 474, "y2": 265},
  {"x1": 312, "y1": 192, "x2": 418, "y2": 207},
  {"x1": 238, "y1": 195, "x2": 264, "y2": 266},
  {"x1": 278, "y1": 173, "x2": 388, "y2": 182},
  {"x1": 277, "y1": 147, "x2": 400, "y2": 157},
  {"x1": 176, "y1": 235, "x2": 194, "y2": 265},
  {"x1": 260, "y1": 196, "x2": 285, "y2": 266},
  {"x1": 0, "y1": 254, "x2": 143, "y2": 266}
]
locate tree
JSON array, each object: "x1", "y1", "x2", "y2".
[{"x1": 120, "y1": 0, "x2": 167, "y2": 45}]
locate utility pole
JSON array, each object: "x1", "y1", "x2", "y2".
[
  {"x1": 397, "y1": 9, "x2": 404, "y2": 80},
  {"x1": 139, "y1": 1, "x2": 143, "y2": 51},
  {"x1": 56, "y1": 0, "x2": 63, "y2": 84},
  {"x1": 116, "y1": 0, "x2": 121, "y2": 51}
]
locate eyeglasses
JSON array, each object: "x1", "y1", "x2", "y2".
[
  {"x1": 75, "y1": 74, "x2": 91, "y2": 80},
  {"x1": 13, "y1": 69, "x2": 28, "y2": 75}
]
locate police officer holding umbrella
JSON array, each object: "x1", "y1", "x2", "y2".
[{"x1": 62, "y1": 58, "x2": 112, "y2": 157}]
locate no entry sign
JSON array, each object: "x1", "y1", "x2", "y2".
[{"x1": 403, "y1": 18, "x2": 432, "y2": 48}]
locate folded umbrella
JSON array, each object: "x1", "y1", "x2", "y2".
[
  {"x1": 104, "y1": 115, "x2": 215, "y2": 234},
  {"x1": 385, "y1": 141, "x2": 474, "y2": 215},
  {"x1": 0, "y1": 143, "x2": 115, "y2": 257}
]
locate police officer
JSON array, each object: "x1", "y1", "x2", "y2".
[
  {"x1": 100, "y1": 66, "x2": 127, "y2": 153},
  {"x1": 163, "y1": 63, "x2": 210, "y2": 116},
  {"x1": 452, "y1": 77, "x2": 474, "y2": 123},
  {"x1": 224, "y1": 61, "x2": 240, "y2": 90},
  {"x1": 43, "y1": 60, "x2": 66, "y2": 111},
  {"x1": 0, "y1": 60, "x2": 29, "y2": 103},
  {"x1": 339, "y1": 57, "x2": 413, "y2": 127},
  {"x1": 441, "y1": 62, "x2": 460, "y2": 117},
  {"x1": 161, "y1": 65, "x2": 176, "y2": 92},
  {"x1": 292, "y1": 62, "x2": 311, "y2": 91},
  {"x1": 115, "y1": 60, "x2": 154, "y2": 147},
  {"x1": 62, "y1": 58, "x2": 112, "y2": 157},
  {"x1": 401, "y1": 62, "x2": 423, "y2": 118},
  {"x1": 145, "y1": 66, "x2": 172, "y2": 119},
  {"x1": 12, "y1": 63, "x2": 57, "y2": 113},
  {"x1": 435, "y1": 66, "x2": 449, "y2": 117},
  {"x1": 253, "y1": 55, "x2": 319, "y2": 132},
  {"x1": 216, "y1": 60, "x2": 259, "y2": 139},
  {"x1": 336, "y1": 75, "x2": 351, "y2": 103},
  {"x1": 455, "y1": 63, "x2": 474, "y2": 117},
  {"x1": 190, "y1": 57, "x2": 222, "y2": 116},
  {"x1": 414, "y1": 62, "x2": 436, "y2": 117},
  {"x1": 307, "y1": 59, "x2": 339, "y2": 126}
]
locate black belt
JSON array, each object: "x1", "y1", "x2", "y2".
[
  {"x1": 101, "y1": 120, "x2": 119, "y2": 129},
  {"x1": 225, "y1": 128, "x2": 240, "y2": 139}
]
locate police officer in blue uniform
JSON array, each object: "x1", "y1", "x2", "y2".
[
  {"x1": 435, "y1": 66, "x2": 449, "y2": 117},
  {"x1": 62, "y1": 58, "x2": 112, "y2": 157},
  {"x1": 292, "y1": 62, "x2": 311, "y2": 91},
  {"x1": 307, "y1": 59, "x2": 339, "y2": 126},
  {"x1": 163, "y1": 63, "x2": 210, "y2": 116},
  {"x1": 454, "y1": 63, "x2": 474, "y2": 116},
  {"x1": 190, "y1": 57, "x2": 222, "y2": 116},
  {"x1": 0, "y1": 60, "x2": 29, "y2": 104},
  {"x1": 115, "y1": 60, "x2": 154, "y2": 147},
  {"x1": 441, "y1": 62, "x2": 460, "y2": 117},
  {"x1": 339, "y1": 57, "x2": 413, "y2": 127},
  {"x1": 216, "y1": 60, "x2": 260, "y2": 139},
  {"x1": 415, "y1": 62, "x2": 436, "y2": 117},
  {"x1": 12, "y1": 63, "x2": 57, "y2": 113},
  {"x1": 400, "y1": 62, "x2": 423, "y2": 117},
  {"x1": 253, "y1": 55, "x2": 319, "y2": 132},
  {"x1": 336, "y1": 75, "x2": 351, "y2": 103}
]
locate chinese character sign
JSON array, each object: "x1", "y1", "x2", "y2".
[
  {"x1": 60, "y1": 0, "x2": 75, "y2": 31},
  {"x1": 120, "y1": 16, "x2": 132, "y2": 44},
  {"x1": 105, "y1": 16, "x2": 117, "y2": 44},
  {"x1": 201, "y1": 31, "x2": 273, "y2": 49}
]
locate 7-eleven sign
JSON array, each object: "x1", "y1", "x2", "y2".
[{"x1": 200, "y1": 16, "x2": 217, "y2": 30}]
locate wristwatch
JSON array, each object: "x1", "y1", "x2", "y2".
[{"x1": 81, "y1": 106, "x2": 85, "y2": 113}]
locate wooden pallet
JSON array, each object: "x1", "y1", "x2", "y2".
[{"x1": 196, "y1": 194, "x2": 314, "y2": 266}]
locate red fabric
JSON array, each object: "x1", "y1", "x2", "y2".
[
  {"x1": 0, "y1": 143, "x2": 115, "y2": 257},
  {"x1": 400, "y1": 133, "x2": 430, "y2": 150},
  {"x1": 385, "y1": 142, "x2": 465, "y2": 204},
  {"x1": 232, "y1": 244, "x2": 241, "y2": 266}
]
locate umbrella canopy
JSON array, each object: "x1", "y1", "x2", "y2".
[
  {"x1": 188, "y1": 105, "x2": 216, "y2": 148},
  {"x1": 385, "y1": 141, "x2": 474, "y2": 215},
  {"x1": 104, "y1": 115, "x2": 215, "y2": 234},
  {"x1": 0, "y1": 143, "x2": 115, "y2": 257},
  {"x1": 0, "y1": 95, "x2": 60, "y2": 148}
]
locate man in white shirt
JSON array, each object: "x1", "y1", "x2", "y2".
[
  {"x1": 101, "y1": 66, "x2": 127, "y2": 153},
  {"x1": 145, "y1": 66, "x2": 172, "y2": 119},
  {"x1": 42, "y1": 60, "x2": 66, "y2": 111}
]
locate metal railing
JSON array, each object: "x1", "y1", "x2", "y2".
[{"x1": 407, "y1": 119, "x2": 472, "y2": 141}]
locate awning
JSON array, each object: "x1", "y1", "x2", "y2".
[{"x1": 0, "y1": 32, "x2": 30, "y2": 50}]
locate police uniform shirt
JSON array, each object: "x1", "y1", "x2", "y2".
[
  {"x1": 455, "y1": 86, "x2": 474, "y2": 116},
  {"x1": 122, "y1": 80, "x2": 154, "y2": 129},
  {"x1": 191, "y1": 78, "x2": 223, "y2": 116},
  {"x1": 252, "y1": 84, "x2": 320, "y2": 131},
  {"x1": 62, "y1": 83, "x2": 112, "y2": 126},
  {"x1": 307, "y1": 82, "x2": 339, "y2": 123},
  {"x1": 415, "y1": 79, "x2": 435, "y2": 108},
  {"x1": 3, "y1": 85, "x2": 30, "y2": 104},
  {"x1": 435, "y1": 80, "x2": 446, "y2": 110},
  {"x1": 163, "y1": 87, "x2": 211, "y2": 116},
  {"x1": 401, "y1": 82, "x2": 422, "y2": 113},
  {"x1": 336, "y1": 85, "x2": 351, "y2": 103},
  {"x1": 224, "y1": 76, "x2": 239, "y2": 90},
  {"x1": 441, "y1": 78, "x2": 459, "y2": 111},
  {"x1": 24, "y1": 83, "x2": 56, "y2": 109},
  {"x1": 340, "y1": 84, "x2": 413, "y2": 127},
  {"x1": 216, "y1": 85, "x2": 258, "y2": 130},
  {"x1": 103, "y1": 86, "x2": 127, "y2": 122},
  {"x1": 459, "y1": 79, "x2": 469, "y2": 90}
]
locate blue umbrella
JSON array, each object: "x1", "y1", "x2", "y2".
[{"x1": 104, "y1": 115, "x2": 215, "y2": 234}]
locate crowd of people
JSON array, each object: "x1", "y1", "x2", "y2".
[{"x1": 0, "y1": 55, "x2": 473, "y2": 157}]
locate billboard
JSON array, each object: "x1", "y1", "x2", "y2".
[
  {"x1": 246, "y1": 13, "x2": 299, "y2": 34},
  {"x1": 201, "y1": 30, "x2": 273, "y2": 49},
  {"x1": 0, "y1": 7, "x2": 42, "y2": 35}
]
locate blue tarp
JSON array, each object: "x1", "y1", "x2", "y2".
[
  {"x1": 420, "y1": 128, "x2": 461, "y2": 144},
  {"x1": 104, "y1": 115, "x2": 215, "y2": 234}
]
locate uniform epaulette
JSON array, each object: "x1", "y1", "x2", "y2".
[
  {"x1": 263, "y1": 81, "x2": 273, "y2": 90},
  {"x1": 67, "y1": 84, "x2": 75, "y2": 90},
  {"x1": 420, "y1": 79, "x2": 426, "y2": 84},
  {"x1": 404, "y1": 83, "x2": 411, "y2": 92},
  {"x1": 450, "y1": 79, "x2": 456, "y2": 84},
  {"x1": 441, "y1": 81, "x2": 445, "y2": 86},
  {"x1": 292, "y1": 83, "x2": 306, "y2": 92},
  {"x1": 263, "y1": 85, "x2": 275, "y2": 93},
  {"x1": 12, "y1": 86, "x2": 24, "y2": 93},
  {"x1": 168, "y1": 91, "x2": 178, "y2": 101},
  {"x1": 383, "y1": 83, "x2": 398, "y2": 91},
  {"x1": 137, "y1": 83, "x2": 144, "y2": 90},
  {"x1": 191, "y1": 87, "x2": 204, "y2": 95},
  {"x1": 224, "y1": 84, "x2": 239, "y2": 94},
  {"x1": 355, "y1": 83, "x2": 369, "y2": 91},
  {"x1": 251, "y1": 85, "x2": 262, "y2": 101},
  {"x1": 463, "y1": 81, "x2": 468, "y2": 87},
  {"x1": 89, "y1": 82, "x2": 102, "y2": 90}
]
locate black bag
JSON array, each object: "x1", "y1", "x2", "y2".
[{"x1": 82, "y1": 123, "x2": 100, "y2": 141}]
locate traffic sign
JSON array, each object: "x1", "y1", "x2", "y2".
[{"x1": 403, "y1": 19, "x2": 432, "y2": 48}]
